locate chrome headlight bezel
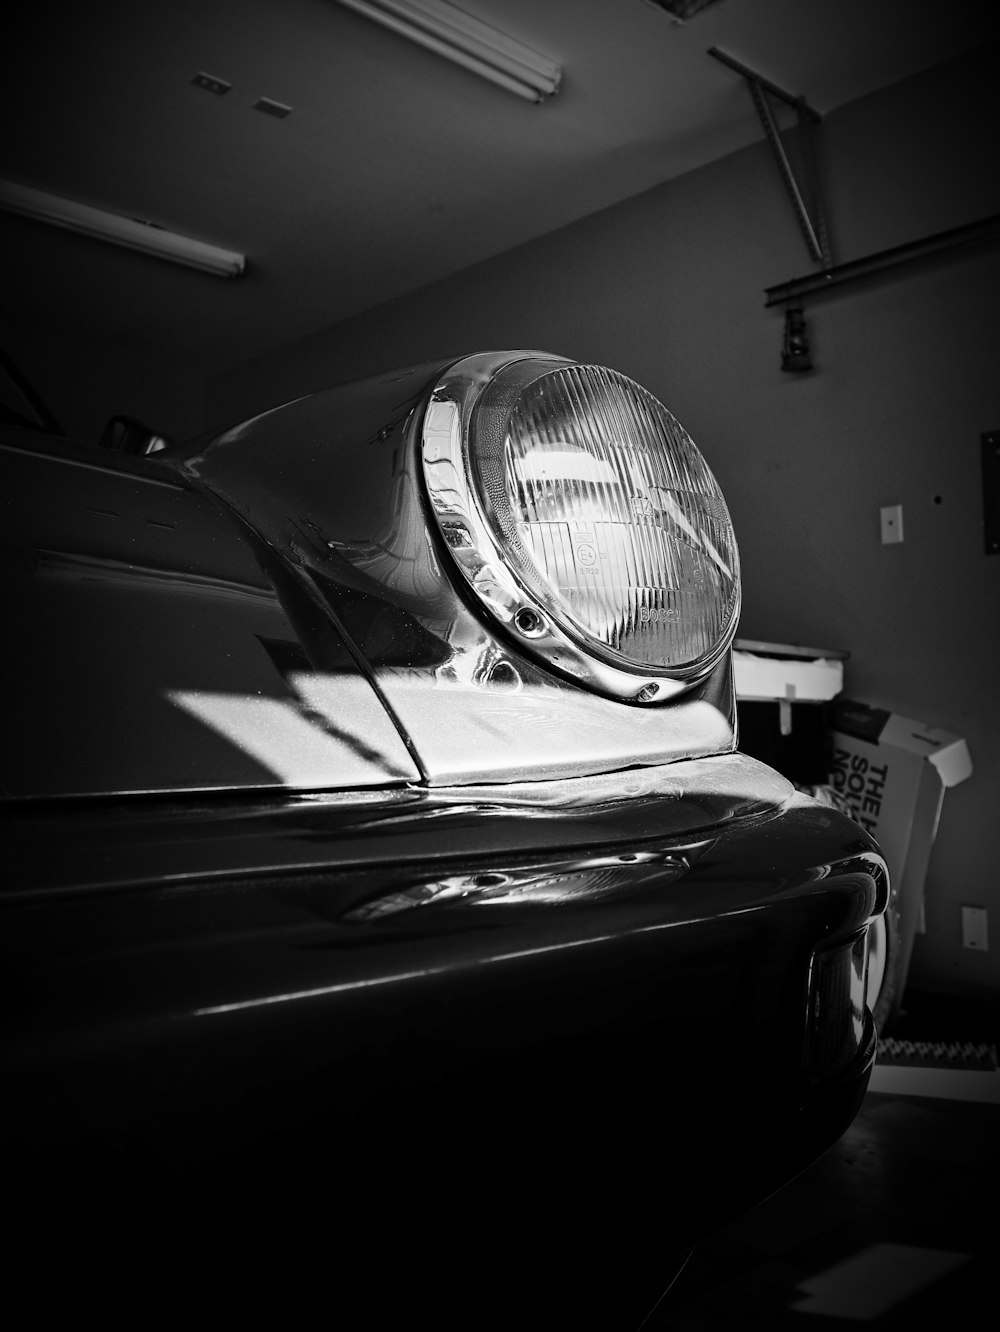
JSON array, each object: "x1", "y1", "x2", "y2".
[{"x1": 419, "y1": 350, "x2": 741, "y2": 705}]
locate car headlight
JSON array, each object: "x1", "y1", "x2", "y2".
[{"x1": 421, "y1": 352, "x2": 740, "y2": 703}]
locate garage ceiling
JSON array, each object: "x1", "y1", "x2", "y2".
[{"x1": 3, "y1": 0, "x2": 995, "y2": 378}]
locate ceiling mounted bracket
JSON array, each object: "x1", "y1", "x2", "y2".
[{"x1": 708, "y1": 47, "x2": 832, "y2": 268}]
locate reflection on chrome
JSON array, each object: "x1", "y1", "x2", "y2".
[
  {"x1": 431, "y1": 640, "x2": 523, "y2": 692},
  {"x1": 421, "y1": 752, "x2": 792, "y2": 810},
  {"x1": 342, "y1": 848, "x2": 690, "y2": 922}
]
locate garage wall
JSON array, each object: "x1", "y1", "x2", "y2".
[{"x1": 211, "y1": 44, "x2": 1000, "y2": 1006}]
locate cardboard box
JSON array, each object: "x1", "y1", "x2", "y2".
[
  {"x1": 734, "y1": 639, "x2": 848, "y2": 786},
  {"x1": 830, "y1": 700, "x2": 973, "y2": 999},
  {"x1": 733, "y1": 639, "x2": 846, "y2": 710}
]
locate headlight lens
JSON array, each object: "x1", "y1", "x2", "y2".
[{"x1": 421, "y1": 352, "x2": 740, "y2": 703}]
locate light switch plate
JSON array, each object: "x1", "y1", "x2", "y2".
[
  {"x1": 880, "y1": 504, "x2": 904, "y2": 544},
  {"x1": 961, "y1": 904, "x2": 988, "y2": 951}
]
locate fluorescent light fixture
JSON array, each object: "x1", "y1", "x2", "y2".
[
  {"x1": 0, "y1": 180, "x2": 246, "y2": 278},
  {"x1": 335, "y1": 0, "x2": 561, "y2": 102}
]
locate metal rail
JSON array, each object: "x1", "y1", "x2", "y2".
[
  {"x1": 764, "y1": 213, "x2": 1000, "y2": 307},
  {"x1": 707, "y1": 47, "x2": 821, "y2": 121},
  {"x1": 708, "y1": 46, "x2": 830, "y2": 265}
]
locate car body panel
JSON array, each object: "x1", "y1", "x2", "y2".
[
  {"x1": 2, "y1": 352, "x2": 886, "y2": 1327},
  {"x1": 1, "y1": 428, "x2": 420, "y2": 797},
  {"x1": 8, "y1": 752, "x2": 794, "y2": 896},
  {"x1": 163, "y1": 356, "x2": 736, "y2": 785},
  {"x1": 3, "y1": 784, "x2": 883, "y2": 1325}
]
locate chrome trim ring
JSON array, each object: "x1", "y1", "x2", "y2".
[{"x1": 419, "y1": 351, "x2": 740, "y2": 704}]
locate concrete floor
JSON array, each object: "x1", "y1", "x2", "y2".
[{"x1": 641, "y1": 988, "x2": 1000, "y2": 1329}]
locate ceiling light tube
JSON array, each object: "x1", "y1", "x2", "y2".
[
  {"x1": 0, "y1": 180, "x2": 246, "y2": 278},
  {"x1": 335, "y1": 0, "x2": 561, "y2": 102}
]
